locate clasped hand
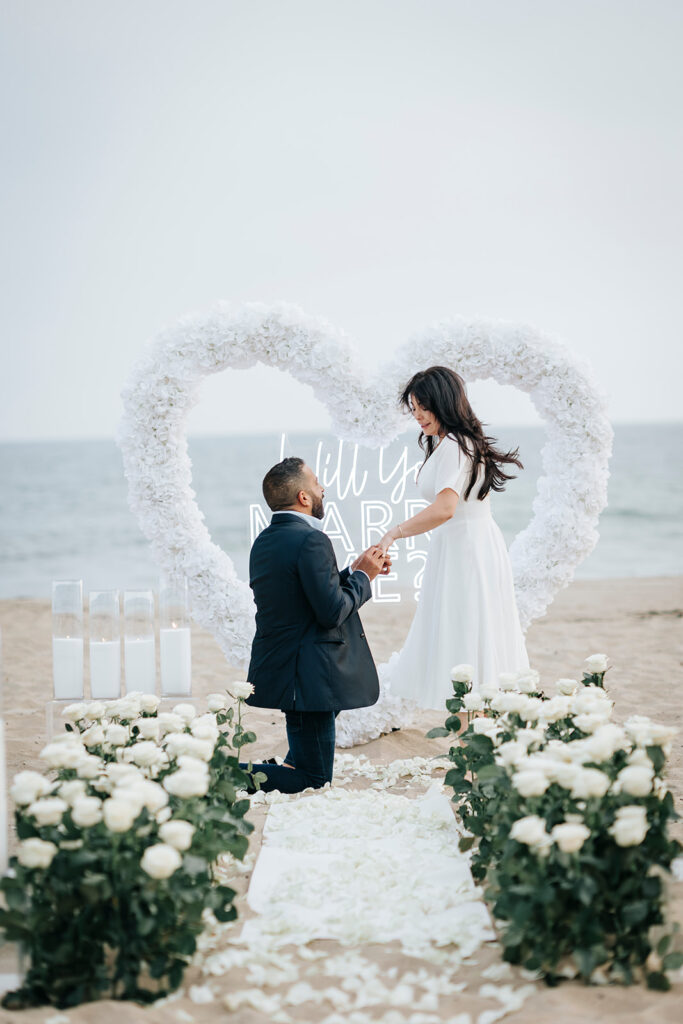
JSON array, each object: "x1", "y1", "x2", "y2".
[{"x1": 351, "y1": 545, "x2": 392, "y2": 581}]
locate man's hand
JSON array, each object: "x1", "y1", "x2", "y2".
[{"x1": 352, "y1": 545, "x2": 387, "y2": 582}]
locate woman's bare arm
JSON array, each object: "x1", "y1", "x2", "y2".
[{"x1": 377, "y1": 488, "x2": 459, "y2": 554}]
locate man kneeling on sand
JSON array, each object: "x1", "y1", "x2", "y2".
[{"x1": 240, "y1": 457, "x2": 389, "y2": 793}]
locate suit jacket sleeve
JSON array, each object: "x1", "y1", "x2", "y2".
[{"x1": 297, "y1": 530, "x2": 371, "y2": 629}]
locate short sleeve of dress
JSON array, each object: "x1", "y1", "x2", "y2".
[{"x1": 434, "y1": 438, "x2": 470, "y2": 497}]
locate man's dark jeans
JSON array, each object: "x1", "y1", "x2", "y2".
[{"x1": 241, "y1": 709, "x2": 336, "y2": 794}]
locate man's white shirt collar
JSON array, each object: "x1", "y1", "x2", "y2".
[{"x1": 271, "y1": 510, "x2": 324, "y2": 531}]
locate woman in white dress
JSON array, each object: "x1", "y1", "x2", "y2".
[{"x1": 335, "y1": 365, "x2": 529, "y2": 746}]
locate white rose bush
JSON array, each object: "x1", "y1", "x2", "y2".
[
  {"x1": 0, "y1": 687, "x2": 264, "y2": 1010},
  {"x1": 429, "y1": 654, "x2": 682, "y2": 989}
]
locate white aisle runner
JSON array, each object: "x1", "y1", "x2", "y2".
[{"x1": 242, "y1": 784, "x2": 495, "y2": 959}]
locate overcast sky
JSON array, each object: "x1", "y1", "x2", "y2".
[{"x1": 1, "y1": 0, "x2": 681, "y2": 441}]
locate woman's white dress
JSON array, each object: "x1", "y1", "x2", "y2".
[{"x1": 335, "y1": 436, "x2": 529, "y2": 747}]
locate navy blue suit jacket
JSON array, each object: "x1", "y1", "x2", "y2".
[{"x1": 246, "y1": 513, "x2": 380, "y2": 712}]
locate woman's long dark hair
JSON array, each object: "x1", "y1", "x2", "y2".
[{"x1": 400, "y1": 366, "x2": 523, "y2": 501}]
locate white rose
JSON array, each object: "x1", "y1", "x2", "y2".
[
  {"x1": 553, "y1": 762, "x2": 581, "y2": 789},
  {"x1": 479, "y1": 681, "x2": 499, "y2": 701},
  {"x1": 82, "y1": 702, "x2": 106, "y2": 721},
  {"x1": 516, "y1": 670, "x2": 540, "y2": 694},
  {"x1": 17, "y1": 837, "x2": 58, "y2": 869},
  {"x1": 624, "y1": 715, "x2": 677, "y2": 748},
  {"x1": 551, "y1": 822, "x2": 591, "y2": 853},
  {"x1": 116, "y1": 779, "x2": 168, "y2": 813},
  {"x1": 229, "y1": 681, "x2": 255, "y2": 700},
  {"x1": 491, "y1": 691, "x2": 527, "y2": 715},
  {"x1": 140, "y1": 842, "x2": 182, "y2": 879},
  {"x1": 58, "y1": 779, "x2": 88, "y2": 804},
  {"x1": 105, "y1": 724, "x2": 129, "y2": 746},
  {"x1": 165, "y1": 734, "x2": 213, "y2": 761},
  {"x1": 81, "y1": 725, "x2": 106, "y2": 748},
  {"x1": 555, "y1": 678, "x2": 579, "y2": 696},
  {"x1": 159, "y1": 819, "x2": 195, "y2": 851},
  {"x1": 176, "y1": 755, "x2": 210, "y2": 775},
  {"x1": 616, "y1": 765, "x2": 653, "y2": 797},
  {"x1": 190, "y1": 714, "x2": 219, "y2": 737},
  {"x1": 134, "y1": 717, "x2": 161, "y2": 741},
  {"x1": 27, "y1": 797, "x2": 68, "y2": 826},
  {"x1": 450, "y1": 664, "x2": 474, "y2": 684},
  {"x1": 163, "y1": 770, "x2": 209, "y2": 799},
  {"x1": 495, "y1": 740, "x2": 526, "y2": 767},
  {"x1": 106, "y1": 695, "x2": 142, "y2": 720},
  {"x1": 539, "y1": 696, "x2": 572, "y2": 724},
  {"x1": 573, "y1": 713, "x2": 611, "y2": 735},
  {"x1": 156, "y1": 805, "x2": 173, "y2": 824},
  {"x1": 510, "y1": 815, "x2": 548, "y2": 847},
  {"x1": 498, "y1": 672, "x2": 518, "y2": 691},
  {"x1": 106, "y1": 763, "x2": 143, "y2": 785},
  {"x1": 173, "y1": 703, "x2": 197, "y2": 723},
  {"x1": 570, "y1": 768, "x2": 610, "y2": 799},
  {"x1": 471, "y1": 717, "x2": 500, "y2": 738},
  {"x1": 140, "y1": 694, "x2": 160, "y2": 714},
  {"x1": 62, "y1": 702, "x2": 88, "y2": 722},
  {"x1": 585, "y1": 654, "x2": 608, "y2": 674},
  {"x1": 157, "y1": 712, "x2": 185, "y2": 734},
  {"x1": 129, "y1": 741, "x2": 165, "y2": 768},
  {"x1": 103, "y1": 796, "x2": 140, "y2": 833},
  {"x1": 609, "y1": 805, "x2": 648, "y2": 847},
  {"x1": 463, "y1": 693, "x2": 484, "y2": 712},
  {"x1": 76, "y1": 755, "x2": 103, "y2": 779},
  {"x1": 517, "y1": 697, "x2": 544, "y2": 723},
  {"x1": 71, "y1": 796, "x2": 103, "y2": 827},
  {"x1": 571, "y1": 688, "x2": 612, "y2": 716},
  {"x1": 206, "y1": 693, "x2": 228, "y2": 712},
  {"x1": 583, "y1": 723, "x2": 628, "y2": 763},
  {"x1": 40, "y1": 742, "x2": 86, "y2": 770},
  {"x1": 10, "y1": 771, "x2": 52, "y2": 805},
  {"x1": 513, "y1": 769, "x2": 550, "y2": 797}
]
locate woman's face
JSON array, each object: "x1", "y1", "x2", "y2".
[{"x1": 409, "y1": 394, "x2": 442, "y2": 436}]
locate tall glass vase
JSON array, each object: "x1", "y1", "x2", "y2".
[
  {"x1": 89, "y1": 590, "x2": 121, "y2": 699},
  {"x1": 52, "y1": 580, "x2": 84, "y2": 700},
  {"x1": 123, "y1": 590, "x2": 156, "y2": 695},
  {"x1": 159, "y1": 578, "x2": 192, "y2": 697}
]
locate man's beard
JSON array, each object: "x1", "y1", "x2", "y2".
[{"x1": 310, "y1": 494, "x2": 324, "y2": 520}]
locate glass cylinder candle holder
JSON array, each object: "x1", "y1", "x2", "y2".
[
  {"x1": 52, "y1": 580, "x2": 84, "y2": 699},
  {"x1": 159, "y1": 577, "x2": 192, "y2": 696},
  {"x1": 123, "y1": 590, "x2": 156, "y2": 695},
  {"x1": 89, "y1": 590, "x2": 121, "y2": 700}
]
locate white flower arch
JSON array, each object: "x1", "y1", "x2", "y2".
[{"x1": 117, "y1": 301, "x2": 612, "y2": 671}]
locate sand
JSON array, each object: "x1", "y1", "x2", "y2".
[{"x1": 0, "y1": 575, "x2": 681, "y2": 1022}]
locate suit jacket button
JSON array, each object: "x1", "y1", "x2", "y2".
[{"x1": 360, "y1": 632, "x2": 365, "y2": 638}]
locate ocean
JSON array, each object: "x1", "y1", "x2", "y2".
[{"x1": 1, "y1": 424, "x2": 682, "y2": 600}]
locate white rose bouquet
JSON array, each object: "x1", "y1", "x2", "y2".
[
  {"x1": 433, "y1": 653, "x2": 681, "y2": 989},
  {"x1": 0, "y1": 691, "x2": 258, "y2": 1011}
]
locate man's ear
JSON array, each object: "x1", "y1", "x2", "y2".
[{"x1": 297, "y1": 489, "x2": 310, "y2": 508}]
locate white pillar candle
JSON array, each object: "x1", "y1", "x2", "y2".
[
  {"x1": 52, "y1": 637, "x2": 84, "y2": 699},
  {"x1": 160, "y1": 626, "x2": 192, "y2": 696},
  {"x1": 124, "y1": 636, "x2": 156, "y2": 694},
  {"x1": 89, "y1": 639, "x2": 121, "y2": 699}
]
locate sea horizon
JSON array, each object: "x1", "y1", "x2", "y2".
[{"x1": 1, "y1": 422, "x2": 682, "y2": 601}]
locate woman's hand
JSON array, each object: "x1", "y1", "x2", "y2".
[{"x1": 378, "y1": 528, "x2": 399, "y2": 556}]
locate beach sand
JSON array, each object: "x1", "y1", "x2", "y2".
[{"x1": 0, "y1": 575, "x2": 681, "y2": 1022}]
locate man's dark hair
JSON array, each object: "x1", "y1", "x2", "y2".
[{"x1": 262, "y1": 457, "x2": 307, "y2": 511}]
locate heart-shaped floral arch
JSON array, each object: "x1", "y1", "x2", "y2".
[{"x1": 118, "y1": 302, "x2": 612, "y2": 677}]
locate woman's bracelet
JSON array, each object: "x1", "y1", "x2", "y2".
[{"x1": 396, "y1": 523, "x2": 404, "y2": 539}]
